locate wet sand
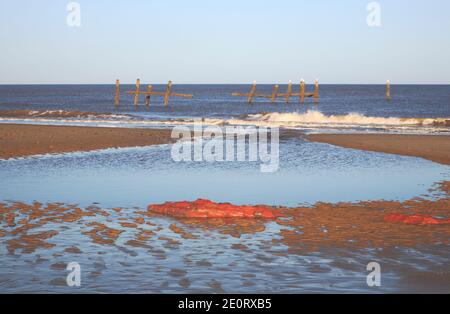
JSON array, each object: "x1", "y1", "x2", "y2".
[
  {"x1": 0, "y1": 124, "x2": 174, "y2": 159},
  {"x1": 307, "y1": 134, "x2": 450, "y2": 166},
  {"x1": 1, "y1": 181, "x2": 448, "y2": 257},
  {"x1": 0, "y1": 181, "x2": 449, "y2": 293}
]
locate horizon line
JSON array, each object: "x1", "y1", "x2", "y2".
[{"x1": 1, "y1": 82, "x2": 450, "y2": 86}]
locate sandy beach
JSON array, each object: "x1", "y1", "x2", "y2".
[
  {"x1": 1, "y1": 122, "x2": 450, "y2": 294},
  {"x1": 307, "y1": 133, "x2": 450, "y2": 166},
  {"x1": 0, "y1": 124, "x2": 174, "y2": 159},
  {"x1": 2, "y1": 124, "x2": 450, "y2": 165}
]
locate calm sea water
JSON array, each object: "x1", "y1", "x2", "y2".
[
  {"x1": 1, "y1": 84, "x2": 449, "y2": 134},
  {"x1": 1, "y1": 84, "x2": 450, "y2": 118},
  {"x1": 0, "y1": 84, "x2": 449, "y2": 293},
  {"x1": 0, "y1": 83, "x2": 450, "y2": 118}
]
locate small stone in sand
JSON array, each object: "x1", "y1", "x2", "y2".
[
  {"x1": 64, "y1": 246, "x2": 82, "y2": 254},
  {"x1": 169, "y1": 269, "x2": 187, "y2": 277}
]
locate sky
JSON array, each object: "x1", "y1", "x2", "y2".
[{"x1": 1, "y1": 0, "x2": 450, "y2": 84}]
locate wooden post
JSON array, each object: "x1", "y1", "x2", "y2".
[
  {"x1": 300, "y1": 79, "x2": 305, "y2": 104},
  {"x1": 285, "y1": 80, "x2": 292, "y2": 103},
  {"x1": 134, "y1": 79, "x2": 141, "y2": 106},
  {"x1": 146, "y1": 85, "x2": 153, "y2": 107},
  {"x1": 247, "y1": 81, "x2": 257, "y2": 104},
  {"x1": 314, "y1": 79, "x2": 319, "y2": 104},
  {"x1": 386, "y1": 80, "x2": 391, "y2": 100},
  {"x1": 115, "y1": 79, "x2": 120, "y2": 106},
  {"x1": 271, "y1": 85, "x2": 279, "y2": 103},
  {"x1": 164, "y1": 81, "x2": 173, "y2": 106}
]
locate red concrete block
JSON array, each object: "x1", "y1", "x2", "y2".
[
  {"x1": 148, "y1": 199, "x2": 282, "y2": 219},
  {"x1": 384, "y1": 214, "x2": 450, "y2": 225}
]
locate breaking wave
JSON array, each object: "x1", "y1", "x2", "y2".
[
  {"x1": 237, "y1": 111, "x2": 450, "y2": 127},
  {"x1": 1, "y1": 109, "x2": 449, "y2": 134},
  {"x1": 0, "y1": 109, "x2": 130, "y2": 120},
  {"x1": 223, "y1": 111, "x2": 450, "y2": 134}
]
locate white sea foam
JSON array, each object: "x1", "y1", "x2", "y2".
[
  {"x1": 241, "y1": 111, "x2": 449, "y2": 127},
  {"x1": 224, "y1": 111, "x2": 450, "y2": 134},
  {"x1": 1, "y1": 110, "x2": 449, "y2": 134}
]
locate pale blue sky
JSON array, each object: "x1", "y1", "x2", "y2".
[{"x1": 1, "y1": 0, "x2": 450, "y2": 84}]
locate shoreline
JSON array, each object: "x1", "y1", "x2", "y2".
[
  {"x1": 0, "y1": 124, "x2": 174, "y2": 160},
  {"x1": 307, "y1": 133, "x2": 450, "y2": 166},
  {"x1": 1, "y1": 123, "x2": 450, "y2": 165}
]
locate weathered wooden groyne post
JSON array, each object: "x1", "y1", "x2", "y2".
[
  {"x1": 386, "y1": 80, "x2": 391, "y2": 100},
  {"x1": 164, "y1": 81, "x2": 173, "y2": 106},
  {"x1": 247, "y1": 81, "x2": 257, "y2": 104},
  {"x1": 231, "y1": 81, "x2": 258, "y2": 104},
  {"x1": 300, "y1": 79, "x2": 305, "y2": 104},
  {"x1": 285, "y1": 80, "x2": 293, "y2": 103},
  {"x1": 134, "y1": 79, "x2": 141, "y2": 106},
  {"x1": 314, "y1": 79, "x2": 319, "y2": 104},
  {"x1": 271, "y1": 85, "x2": 279, "y2": 103},
  {"x1": 145, "y1": 85, "x2": 153, "y2": 107},
  {"x1": 115, "y1": 79, "x2": 120, "y2": 107}
]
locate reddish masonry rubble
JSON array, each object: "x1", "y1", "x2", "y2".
[
  {"x1": 384, "y1": 214, "x2": 450, "y2": 225},
  {"x1": 148, "y1": 199, "x2": 282, "y2": 219}
]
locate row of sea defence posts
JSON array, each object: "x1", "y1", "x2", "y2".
[
  {"x1": 114, "y1": 79, "x2": 392, "y2": 107},
  {"x1": 232, "y1": 80, "x2": 319, "y2": 104},
  {"x1": 114, "y1": 79, "x2": 193, "y2": 107},
  {"x1": 231, "y1": 79, "x2": 392, "y2": 104}
]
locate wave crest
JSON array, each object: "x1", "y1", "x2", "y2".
[
  {"x1": 0, "y1": 110, "x2": 130, "y2": 120},
  {"x1": 241, "y1": 111, "x2": 450, "y2": 127}
]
